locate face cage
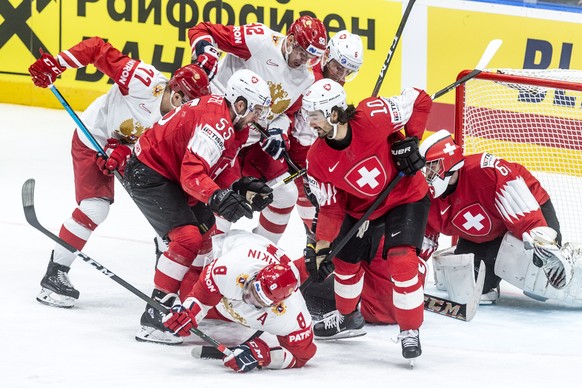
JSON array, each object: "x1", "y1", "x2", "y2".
[{"x1": 423, "y1": 158, "x2": 445, "y2": 184}]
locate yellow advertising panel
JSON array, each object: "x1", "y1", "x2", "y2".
[{"x1": 0, "y1": 0, "x2": 407, "y2": 110}]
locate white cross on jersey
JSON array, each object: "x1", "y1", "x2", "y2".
[
  {"x1": 462, "y1": 211, "x2": 485, "y2": 231},
  {"x1": 443, "y1": 142, "x2": 457, "y2": 156},
  {"x1": 356, "y1": 166, "x2": 381, "y2": 189}
]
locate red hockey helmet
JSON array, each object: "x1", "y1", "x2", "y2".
[
  {"x1": 288, "y1": 15, "x2": 327, "y2": 61},
  {"x1": 419, "y1": 129, "x2": 465, "y2": 198},
  {"x1": 244, "y1": 263, "x2": 298, "y2": 307},
  {"x1": 168, "y1": 64, "x2": 210, "y2": 102}
]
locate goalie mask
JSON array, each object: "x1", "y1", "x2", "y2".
[
  {"x1": 302, "y1": 79, "x2": 347, "y2": 139},
  {"x1": 419, "y1": 129, "x2": 465, "y2": 198},
  {"x1": 168, "y1": 64, "x2": 210, "y2": 102},
  {"x1": 323, "y1": 30, "x2": 364, "y2": 82},
  {"x1": 224, "y1": 69, "x2": 272, "y2": 125},
  {"x1": 243, "y1": 263, "x2": 298, "y2": 307}
]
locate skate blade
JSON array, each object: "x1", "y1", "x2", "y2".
[
  {"x1": 135, "y1": 325, "x2": 183, "y2": 345},
  {"x1": 36, "y1": 288, "x2": 75, "y2": 308},
  {"x1": 314, "y1": 328, "x2": 367, "y2": 341}
]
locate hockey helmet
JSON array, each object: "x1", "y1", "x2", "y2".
[
  {"x1": 224, "y1": 69, "x2": 272, "y2": 123},
  {"x1": 168, "y1": 64, "x2": 210, "y2": 102},
  {"x1": 419, "y1": 129, "x2": 465, "y2": 198},
  {"x1": 302, "y1": 78, "x2": 347, "y2": 119},
  {"x1": 323, "y1": 30, "x2": 364, "y2": 82},
  {"x1": 244, "y1": 263, "x2": 298, "y2": 307},
  {"x1": 287, "y1": 15, "x2": 327, "y2": 67}
]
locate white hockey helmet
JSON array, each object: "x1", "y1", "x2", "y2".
[
  {"x1": 302, "y1": 79, "x2": 347, "y2": 119},
  {"x1": 419, "y1": 129, "x2": 465, "y2": 198},
  {"x1": 323, "y1": 30, "x2": 364, "y2": 81},
  {"x1": 224, "y1": 69, "x2": 272, "y2": 123}
]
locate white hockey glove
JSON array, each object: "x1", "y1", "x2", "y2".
[{"x1": 523, "y1": 227, "x2": 574, "y2": 289}]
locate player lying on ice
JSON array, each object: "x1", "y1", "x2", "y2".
[
  {"x1": 162, "y1": 230, "x2": 316, "y2": 373},
  {"x1": 418, "y1": 130, "x2": 579, "y2": 305}
]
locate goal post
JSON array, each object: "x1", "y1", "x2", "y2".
[{"x1": 454, "y1": 69, "x2": 582, "y2": 243}]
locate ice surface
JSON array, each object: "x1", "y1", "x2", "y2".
[{"x1": 1, "y1": 103, "x2": 581, "y2": 388}]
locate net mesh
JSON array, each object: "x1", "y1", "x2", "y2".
[{"x1": 456, "y1": 69, "x2": 582, "y2": 243}]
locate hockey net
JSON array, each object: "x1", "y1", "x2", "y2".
[{"x1": 455, "y1": 69, "x2": 582, "y2": 243}]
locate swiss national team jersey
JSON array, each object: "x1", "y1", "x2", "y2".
[
  {"x1": 134, "y1": 95, "x2": 247, "y2": 204},
  {"x1": 188, "y1": 22, "x2": 316, "y2": 142},
  {"x1": 56, "y1": 37, "x2": 168, "y2": 149},
  {"x1": 306, "y1": 89, "x2": 432, "y2": 242},
  {"x1": 186, "y1": 231, "x2": 315, "y2": 368},
  {"x1": 425, "y1": 153, "x2": 551, "y2": 243}
]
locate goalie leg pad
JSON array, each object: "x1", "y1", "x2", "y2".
[{"x1": 432, "y1": 248, "x2": 475, "y2": 304}]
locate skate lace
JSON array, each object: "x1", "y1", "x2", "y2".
[
  {"x1": 320, "y1": 310, "x2": 344, "y2": 330},
  {"x1": 395, "y1": 329, "x2": 420, "y2": 349},
  {"x1": 57, "y1": 270, "x2": 74, "y2": 288}
]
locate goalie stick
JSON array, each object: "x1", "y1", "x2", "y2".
[{"x1": 21, "y1": 178, "x2": 233, "y2": 357}]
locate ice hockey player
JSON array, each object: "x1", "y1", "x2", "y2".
[
  {"x1": 124, "y1": 69, "x2": 274, "y2": 345},
  {"x1": 301, "y1": 79, "x2": 433, "y2": 362},
  {"x1": 291, "y1": 30, "x2": 364, "y2": 243},
  {"x1": 162, "y1": 230, "x2": 316, "y2": 373},
  {"x1": 188, "y1": 15, "x2": 327, "y2": 243},
  {"x1": 28, "y1": 36, "x2": 210, "y2": 309},
  {"x1": 419, "y1": 130, "x2": 576, "y2": 305}
]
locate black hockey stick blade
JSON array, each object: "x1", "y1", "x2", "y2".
[
  {"x1": 423, "y1": 261, "x2": 485, "y2": 322},
  {"x1": 191, "y1": 345, "x2": 226, "y2": 360}
]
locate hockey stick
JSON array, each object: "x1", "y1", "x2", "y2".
[
  {"x1": 431, "y1": 39, "x2": 503, "y2": 100},
  {"x1": 371, "y1": 0, "x2": 417, "y2": 97},
  {"x1": 251, "y1": 122, "x2": 302, "y2": 173},
  {"x1": 191, "y1": 329, "x2": 265, "y2": 359},
  {"x1": 21, "y1": 178, "x2": 233, "y2": 356},
  {"x1": 47, "y1": 84, "x2": 124, "y2": 182}
]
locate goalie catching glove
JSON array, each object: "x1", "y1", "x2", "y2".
[
  {"x1": 223, "y1": 338, "x2": 271, "y2": 373},
  {"x1": 304, "y1": 244, "x2": 333, "y2": 282},
  {"x1": 523, "y1": 226, "x2": 574, "y2": 289},
  {"x1": 231, "y1": 177, "x2": 274, "y2": 212}
]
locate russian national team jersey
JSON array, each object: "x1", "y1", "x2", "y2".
[
  {"x1": 425, "y1": 153, "x2": 551, "y2": 243},
  {"x1": 306, "y1": 90, "x2": 432, "y2": 242},
  {"x1": 189, "y1": 22, "x2": 316, "y2": 143},
  {"x1": 135, "y1": 95, "x2": 247, "y2": 204},
  {"x1": 57, "y1": 37, "x2": 168, "y2": 149}
]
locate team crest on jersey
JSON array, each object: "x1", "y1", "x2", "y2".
[
  {"x1": 116, "y1": 119, "x2": 145, "y2": 144},
  {"x1": 236, "y1": 274, "x2": 249, "y2": 288},
  {"x1": 345, "y1": 156, "x2": 387, "y2": 196},
  {"x1": 451, "y1": 203, "x2": 492, "y2": 236},
  {"x1": 221, "y1": 297, "x2": 247, "y2": 325},
  {"x1": 152, "y1": 83, "x2": 164, "y2": 97},
  {"x1": 268, "y1": 82, "x2": 290, "y2": 115},
  {"x1": 271, "y1": 302, "x2": 286, "y2": 316}
]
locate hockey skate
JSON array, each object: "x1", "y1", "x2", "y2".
[
  {"x1": 480, "y1": 285, "x2": 500, "y2": 305},
  {"x1": 135, "y1": 289, "x2": 183, "y2": 345},
  {"x1": 36, "y1": 252, "x2": 80, "y2": 308},
  {"x1": 313, "y1": 310, "x2": 366, "y2": 340},
  {"x1": 396, "y1": 329, "x2": 422, "y2": 367}
]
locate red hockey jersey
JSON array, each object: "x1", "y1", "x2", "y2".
[
  {"x1": 135, "y1": 95, "x2": 247, "y2": 204},
  {"x1": 306, "y1": 90, "x2": 432, "y2": 242},
  {"x1": 425, "y1": 153, "x2": 551, "y2": 243}
]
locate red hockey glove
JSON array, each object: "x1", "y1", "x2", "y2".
[
  {"x1": 161, "y1": 301, "x2": 202, "y2": 337},
  {"x1": 260, "y1": 128, "x2": 289, "y2": 160},
  {"x1": 223, "y1": 338, "x2": 271, "y2": 373},
  {"x1": 95, "y1": 139, "x2": 132, "y2": 176},
  {"x1": 419, "y1": 234, "x2": 439, "y2": 261},
  {"x1": 195, "y1": 40, "x2": 220, "y2": 81},
  {"x1": 28, "y1": 49, "x2": 66, "y2": 88}
]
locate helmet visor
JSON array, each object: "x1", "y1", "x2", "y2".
[
  {"x1": 301, "y1": 108, "x2": 326, "y2": 124},
  {"x1": 242, "y1": 275, "x2": 272, "y2": 308},
  {"x1": 249, "y1": 103, "x2": 271, "y2": 122}
]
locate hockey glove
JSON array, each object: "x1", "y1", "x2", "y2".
[
  {"x1": 209, "y1": 189, "x2": 253, "y2": 223},
  {"x1": 231, "y1": 177, "x2": 274, "y2": 212},
  {"x1": 28, "y1": 49, "x2": 66, "y2": 88},
  {"x1": 391, "y1": 136, "x2": 425, "y2": 176},
  {"x1": 419, "y1": 234, "x2": 439, "y2": 261},
  {"x1": 223, "y1": 338, "x2": 271, "y2": 373},
  {"x1": 304, "y1": 244, "x2": 333, "y2": 282},
  {"x1": 95, "y1": 138, "x2": 132, "y2": 176},
  {"x1": 524, "y1": 227, "x2": 574, "y2": 289},
  {"x1": 161, "y1": 300, "x2": 202, "y2": 337},
  {"x1": 260, "y1": 128, "x2": 289, "y2": 160},
  {"x1": 194, "y1": 40, "x2": 220, "y2": 81}
]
